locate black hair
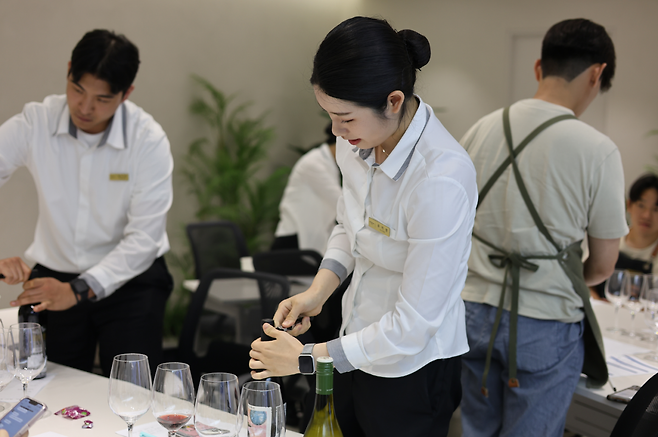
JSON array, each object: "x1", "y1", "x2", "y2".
[
  {"x1": 69, "y1": 29, "x2": 140, "y2": 95},
  {"x1": 324, "y1": 122, "x2": 336, "y2": 145},
  {"x1": 310, "y1": 16, "x2": 430, "y2": 117},
  {"x1": 629, "y1": 174, "x2": 658, "y2": 204},
  {"x1": 541, "y1": 18, "x2": 615, "y2": 92}
]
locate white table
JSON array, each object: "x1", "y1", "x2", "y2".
[
  {"x1": 0, "y1": 308, "x2": 303, "y2": 437},
  {"x1": 565, "y1": 300, "x2": 657, "y2": 436}
]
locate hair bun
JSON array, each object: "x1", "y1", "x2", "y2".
[{"x1": 398, "y1": 29, "x2": 431, "y2": 69}]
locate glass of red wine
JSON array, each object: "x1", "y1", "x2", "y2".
[{"x1": 152, "y1": 362, "x2": 195, "y2": 437}]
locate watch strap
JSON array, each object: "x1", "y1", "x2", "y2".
[
  {"x1": 302, "y1": 343, "x2": 315, "y2": 355},
  {"x1": 70, "y1": 278, "x2": 90, "y2": 304}
]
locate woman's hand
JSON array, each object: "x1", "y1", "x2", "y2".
[
  {"x1": 249, "y1": 323, "x2": 305, "y2": 379},
  {"x1": 274, "y1": 269, "x2": 340, "y2": 336}
]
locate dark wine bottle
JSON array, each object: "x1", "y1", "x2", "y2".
[
  {"x1": 304, "y1": 357, "x2": 343, "y2": 437},
  {"x1": 17, "y1": 304, "x2": 47, "y2": 379}
]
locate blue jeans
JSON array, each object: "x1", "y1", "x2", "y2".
[{"x1": 460, "y1": 301, "x2": 584, "y2": 437}]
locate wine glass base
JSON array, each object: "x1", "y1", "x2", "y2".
[{"x1": 606, "y1": 327, "x2": 627, "y2": 334}]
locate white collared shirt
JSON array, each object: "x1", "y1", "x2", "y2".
[
  {"x1": 322, "y1": 97, "x2": 477, "y2": 377},
  {"x1": 275, "y1": 143, "x2": 341, "y2": 254},
  {"x1": 0, "y1": 94, "x2": 173, "y2": 299}
]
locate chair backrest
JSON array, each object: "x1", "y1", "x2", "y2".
[
  {"x1": 178, "y1": 267, "x2": 291, "y2": 364},
  {"x1": 186, "y1": 221, "x2": 249, "y2": 278},
  {"x1": 252, "y1": 249, "x2": 323, "y2": 277},
  {"x1": 610, "y1": 372, "x2": 658, "y2": 437}
]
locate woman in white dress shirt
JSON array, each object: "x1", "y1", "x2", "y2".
[{"x1": 249, "y1": 16, "x2": 477, "y2": 436}]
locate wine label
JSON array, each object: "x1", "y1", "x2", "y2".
[
  {"x1": 247, "y1": 404, "x2": 271, "y2": 437},
  {"x1": 368, "y1": 217, "x2": 390, "y2": 237}
]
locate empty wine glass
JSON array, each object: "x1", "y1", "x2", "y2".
[
  {"x1": 195, "y1": 372, "x2": 240, "y2": 436},
  {"x1": 639, "y1": 278, "x2": 658, "y2": 361},
  {"x1": 108, "y1": 353, "x2": 153, "y2": 437},
  {"x1": 237, "y1": 380, "x2": 285, "y2": 437},
  {"x1": 624, "y1": 273, "x2": 647, "y2": 337},
  {"x1": 605, "y1": 270, "x2": 628, "y2": 333},
  {"x1": 7, "y1": 322, "x2": 46, "y2": 398},
  {"x1": 0, "y1": 329, "x2": 14, "y2": 411},
  {"x1": 152, "y1": 362, "x2": 195, "y2": 436}
]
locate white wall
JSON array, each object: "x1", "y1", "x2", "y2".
[
  {"x1": 354, "y1": 0, "x2": 658, "y2": 184},
  {"x1": 0, "y1": 0, "x2": 360, "y2": 302},
  {"x1": 0, "y1": 0, "x2": 655, "y2": 303}
]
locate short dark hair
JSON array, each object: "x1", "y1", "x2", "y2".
[
  {"x1": 323, "y1": 122, "x2": 336, "y2": 145},
  {"x1": 629, "y1": 173, "x2": 658, "y2": 204},
  {"x1": 541, "y1": 18, "x2": 615, "y2": 92},
  {"x1": 310, "y1": 16, "x2": 430, "y2": 117},
  {"x1": 69, "y1": 29, "x2": 140, "y2": 95}
]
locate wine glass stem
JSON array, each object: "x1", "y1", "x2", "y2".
[
  {"x1": 168, "y1": 432, "x2": 176, "y2": 437},
  {"x1": 614, "y1": 305, "x2": 620, "y2": 330},
  {"x1": 22, "y1": 382, "x2": 27, "y2": 399},
  {"x1": 127, "y1": 423, "x2": 133, "y2": 437},
  {"x1": 631, "y1": 312, "x2": 636, "y2": 335}
]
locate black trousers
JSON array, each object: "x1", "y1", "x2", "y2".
[
  {"x1": 332, "y1": 356, "x2": 462, "y2": 437},
  {"x1": 31, "y1": 257, "x2": 173, "y2": 377}
]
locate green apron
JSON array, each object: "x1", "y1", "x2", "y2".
[{"x1": 474, "y1": 107, "x2": 608, "y2": 396}]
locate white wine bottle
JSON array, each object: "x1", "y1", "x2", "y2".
[{"x1": 304, "y1": 356, "x2": 343, "y2": 437}]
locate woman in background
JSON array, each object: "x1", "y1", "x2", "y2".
[
  {"x1": 593, "y1": 173, "x2": 658, "y2": 298},
  {"x1": 249, "y1": 16, "x2": 477, "y2": 437}
]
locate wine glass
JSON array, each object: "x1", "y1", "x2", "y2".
[
  {"x1": 0, "y1": 329, "x2": 15, "y2": 411},
  {"x1": 639, "y1": 278, "x2": 658, "y2": 361},
  {"x1": 108, "y1": 353, "x2": 153, "y2": 437},
  {"x1": 7, "y1": 322, "x2": 46, "y2": 398},
  {"x1": 195, "y1": 373, "x2": 240, "y2": 436},
  {"x1": 605, "y1": 270, "x2": 628, "y2": 333},
  {"x1": 623, "y1": 273, "x2": 647, "y2": 337},
  {"x1": 237, "y1": 380, "x2": 285, "y2": 437},
  {"x1": 152, "y1": 362, "x2": 195, "y2": 436}
]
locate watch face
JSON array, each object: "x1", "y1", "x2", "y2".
[
  {"x1": 299, "y1": 355, "x2": 314, "y2": 374},
  {"x1": 72, "y1": 279, "x2": 88, "y2": 294}
]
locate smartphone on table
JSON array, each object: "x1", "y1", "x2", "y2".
[
  {"x1": 0, "y1": 397, "x2": 47, "y2": 437},
  {"x1": 607, "y1": 385, "x2": 640, "y2": 404}
]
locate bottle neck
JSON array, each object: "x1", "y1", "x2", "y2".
[{"x1": 315, "y1": 366, "x2": 333, "y2": 396}]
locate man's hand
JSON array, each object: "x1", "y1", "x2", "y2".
[
  {"x1": 0, "y1": 257, "x2": 31, "y2": 285},
  {"x1": 10, "y1": 278, "x2": 79, "y2": 311}
]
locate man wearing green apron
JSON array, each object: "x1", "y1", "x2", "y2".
[{"x1": 459, "y1": 19, "x2": 628, "y2": 436}]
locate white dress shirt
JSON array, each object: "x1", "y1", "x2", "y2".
[
  {"x1": 275, "y1": 143, "x2": 341, "y2": 254},
  {"x1": 322, "y1": 97, "x2": 477, "y2": 377},
  {"x1": 0, "y1": 94, "x2": 173, "y2": 299}
]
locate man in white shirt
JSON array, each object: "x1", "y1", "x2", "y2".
[
  {"x1": 459, "y1": 19, "x2": 627, "y2": 436},
  {"x1": 0, "y1": 29, "x2": 173, "y2": 376}
]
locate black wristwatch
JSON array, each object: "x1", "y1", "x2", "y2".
[
  {"x1": 70, "y1": 277, "x2": 90, "y2": 304},
  {"x1": 298, "y1": 343, "x2": 316, "y2": 375}
]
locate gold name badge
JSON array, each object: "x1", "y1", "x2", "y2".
[
  {"x1": 368, "y1": 217, "x2": 390, "y2": 237},
  {"x1": 109, "y1": 173, "x2": 129, "y2": 181}
]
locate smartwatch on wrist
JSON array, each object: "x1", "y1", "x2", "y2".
[
  {"x1": 70, "y1": 277, "x2": 90, "y2": 304},
  {"x1": 298, "y1": 343, "x2": 316, "y2": 375}
]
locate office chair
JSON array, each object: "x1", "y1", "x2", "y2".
[
  {"x1": 252, "y1": 249, "x2": 323, "y2": 277},
  {"x1": 177, "y1": 267, "x2": 290, "y2": 385},
  {"x1": 186, "y1": 221, "x2": 249, "y2": 278},
  {"x1": 610, "y1": 372, "x2": 658, "y2": 437}
]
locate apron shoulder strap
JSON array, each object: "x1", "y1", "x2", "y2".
[{"x1": 477, "y1": 107, "x2": 577, "y2": 210}]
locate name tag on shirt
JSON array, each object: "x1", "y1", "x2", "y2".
[
  {"x1": 368, "y1": 217, "x2": 390, "y2": 237},
  {"x1": 109, "y1": 173, "x2": 129, "y2": 181}
]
